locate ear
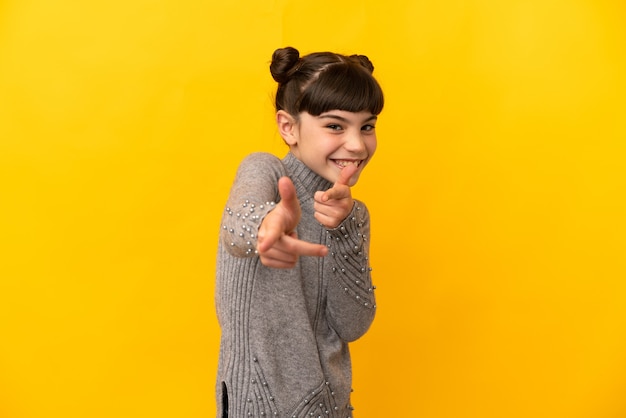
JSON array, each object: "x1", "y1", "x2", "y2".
[{"x1": 276, "y1": 110, "x2": 298, "y2": 146}]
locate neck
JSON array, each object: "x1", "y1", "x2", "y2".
[{"x1": 282, "y1": 152, "x2": 333, "y2": 197}]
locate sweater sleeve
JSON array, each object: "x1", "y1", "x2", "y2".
[
  {"x1": 219, "y1": 153, "x2": 285, "y2": 258},
  {"x1": 324, "y1": 200, "x2": 377, "y2": 342}
]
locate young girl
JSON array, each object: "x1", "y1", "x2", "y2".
[{"x1": 215, "y1": 46, "x2": 384, "y2": 418}]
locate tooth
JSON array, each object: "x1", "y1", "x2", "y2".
[{"x1": 336, "y1": 160, "x2": 362, "y2": 167}]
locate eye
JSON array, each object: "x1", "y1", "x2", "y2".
[
  {"x1": 361, "y1": 124, "x2": 376, "y2": 132},
  {"x1": 326, "y1": 124, "x2": 343, "y2": 131}
]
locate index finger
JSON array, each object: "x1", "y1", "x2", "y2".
[{"x1": 283, "y1": 234, "x2": 329, "y2": 257}]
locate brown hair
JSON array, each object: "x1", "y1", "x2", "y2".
[{"x1": 270, "y1": 46, "x2": 384, "y2": 118}]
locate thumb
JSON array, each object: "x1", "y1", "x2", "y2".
[
  {"x1": 335, "y1": 163, "x2": 359, "y2": 186},
  {"x1": 323, "y1": 164, "x2": 358, "y2": 201},
  {"x1": 277, "y1": 176, "x2": 301, "y2": 229},
  {"x1": 278, "y1": 176, "x2": 297, "y2": 210}
]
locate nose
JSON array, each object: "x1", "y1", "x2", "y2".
[{"x1": 344, "y1": 130, "x2": 366, "y2": 154}]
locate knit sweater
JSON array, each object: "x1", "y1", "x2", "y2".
[{"x1": 215, "y1": 152, "x2": 376, "y2": 418}]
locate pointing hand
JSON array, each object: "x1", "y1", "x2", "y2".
[
  {"x1": 313, "y1": 164, "x2": 358, "y2": 229},
  {"x1": 257, "y1": 176, "x2": 329, "y2": 268}
]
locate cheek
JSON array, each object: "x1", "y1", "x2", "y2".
[{"x1": 366, "y1": 137, "x2": 377, "y2": 157}]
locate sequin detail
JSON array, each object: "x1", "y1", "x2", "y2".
[
  {"x1": 325, "y1": 203, "x2": 376, "y2": 309},
  {"x1": 222, "y1": 201, "x2": 276, "y2": 257}
]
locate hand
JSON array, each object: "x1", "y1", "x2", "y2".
[
  {"x1": 257, "y1": 176, "x2": 328, "y2": 268},
  {"x1": 313, "y1": 164, "x2": 358, "y2": 229}
]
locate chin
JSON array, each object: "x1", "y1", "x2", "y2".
[{"x1": 347, "y1": 175, "x2": 360, "y2": 187}]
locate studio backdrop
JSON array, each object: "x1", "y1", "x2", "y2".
[{"x1": 1, "y1": 1, "x2": 625, "y2": 417}]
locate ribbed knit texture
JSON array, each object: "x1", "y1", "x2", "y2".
[{"x1": 216, "y1": 152, "x2": 376, "y2": 418}]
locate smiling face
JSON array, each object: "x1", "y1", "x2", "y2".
[{"x1": 277, "y1": 110, "x2": 378, "y2": 186}]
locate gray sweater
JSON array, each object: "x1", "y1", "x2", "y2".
[{"x1": 215, "y1": 152, "x2": 376, "y2": 418}]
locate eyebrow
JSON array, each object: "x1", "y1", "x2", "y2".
[{"x1": 318, "y1": 113, "x2": 378, "y2": 124}]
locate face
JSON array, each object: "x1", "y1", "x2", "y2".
[{"x1": 277, "y1": 110, "x2": 378, "y2": 186}]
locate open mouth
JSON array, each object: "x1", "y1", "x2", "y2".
[{"x1": 333, "y1": 159, "x2": 363, "y2": 168}]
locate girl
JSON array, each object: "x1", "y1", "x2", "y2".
[{"x1": 215, "y1": 46, "x2": 384, "y2": 418}]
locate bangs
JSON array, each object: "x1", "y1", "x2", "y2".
[{"x1": 297, "y1": 64, "x2": 384, "y2": 116}]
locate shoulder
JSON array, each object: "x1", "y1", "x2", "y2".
[
  {"x1": 240, "y1": 152, "x2": 283, "y2": 167},
  {"x1": 234, "y1": 152, "x2": 287, "y2": 180}
]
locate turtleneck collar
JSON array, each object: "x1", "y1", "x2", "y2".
[{"x1": 282, "y1": 152, "x2": 334, "y2": 198}]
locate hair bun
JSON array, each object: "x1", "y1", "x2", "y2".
[
  {"x1": 270, "y1": 47, "x2": 301, "y2": 83},
  {"x1": 350, "y1": 54, "x2": 375, "y2": 73}
]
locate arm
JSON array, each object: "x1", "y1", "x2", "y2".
[
  {"x1": 219, "y1": 153, "x2": 283, "y2": 258},
  {"x1": 324, "y1": 201, "x2": 376, "y2": 342},
  {"x1": 313, "y1": 165, "x2": 376, "y2": 342},
  {"x1": 220, "y1": 153, "x2": 327, "y2": 266}
]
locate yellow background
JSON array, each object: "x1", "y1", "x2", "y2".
[{"x1": 1, "y1": 1, "x2": 625, "y2": 417}]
